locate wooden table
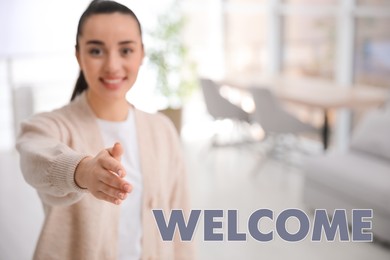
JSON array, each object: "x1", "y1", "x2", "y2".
[
  {"x1": 222, "y1": 77, "x2": 389, "y2": 149},
  {"x1": 276, "y1": 80, "x2": 388, "y2": 149}
]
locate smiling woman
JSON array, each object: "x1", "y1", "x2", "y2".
[
  {"x1": 75, "y1": 12, "x2": 144, "y2": 121},
  {"x1": 15, "y1": 0, "x2": 194, "y2": 259}
]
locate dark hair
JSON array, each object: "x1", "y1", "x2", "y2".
[{"x1": 71, "y1": 0, "x2": 142, "y2": 101}]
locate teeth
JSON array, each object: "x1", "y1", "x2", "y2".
[{"x1": 104, "y1": 79, "x2": 122, "y2": 84}]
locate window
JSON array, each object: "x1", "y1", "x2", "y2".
[
  {"x1": 354, "y1": 17, "x2": 390, "y2": 87},
  {"x1": 283, "y1": 0, "x2": 338, "y2": 4},
  {"x1": 225, "y1": 12, "x2": 266, "y2": 81},
  {"x1": 357, "y1": 0, "x2": 390, "y2": 6},
  {"x1": 228, "y1": 0, "x2": 264, "y2": 3},
  {"x1": 283, "y1": 15, "x2": 335, "y2": 79},
  {"x1": 182, "y1": 3, "x2": 215, "y2": 77}
]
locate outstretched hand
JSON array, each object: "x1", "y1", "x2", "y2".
[{"x1": 75, "y1": 142, "x2": 132, "y2": 205}]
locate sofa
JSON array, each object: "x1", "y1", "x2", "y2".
[{"x1": 303, "y1": 107, "x2": 390, "y2": 243}]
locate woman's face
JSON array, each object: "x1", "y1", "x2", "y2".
[{"x1": 76, "y1": 13, "x2": 144, "y2": 102}]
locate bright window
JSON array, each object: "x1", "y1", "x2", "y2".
[
  {"x1": 283, "y1": 16, "x2": 336, "y2": 79},
  {"x1": 225, "y1": 12, "x2": 266, "y2": 81},
  {"x1": 354, "y1": 17, "x2": 390, "y2": 87},
  {"x1": 357, "y1": 0, "x2": 390, "y2": 6}
]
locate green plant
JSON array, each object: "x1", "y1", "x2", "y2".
[{"x1": 147, "y1": 2, "x2": 197, "y2": 108}]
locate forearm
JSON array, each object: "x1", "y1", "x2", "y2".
[
  {"x1": 17, "y1": 141, "x2": 90, "y2": 205},
  {"x1": 16, "y1": 117, "x2": 90, "y2": 206}
]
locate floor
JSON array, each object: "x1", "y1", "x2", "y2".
[
  {"x1": 1, "y1": 129, "x2": 389, "y2": 260},
  {"x1": 182, "y1": 136, "x2": 390, "y2": 260}
]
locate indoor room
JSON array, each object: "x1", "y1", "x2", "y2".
[{"x1": 0, "y1": 0, "x2": 389, "y2": 259}]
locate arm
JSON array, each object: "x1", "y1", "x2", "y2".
[
  {"x1": 16, "y1": 114, "x2": 89, "y2": 206},
  {"x1": 16, "y1": 114, "x2": 131, "y2": 206}
]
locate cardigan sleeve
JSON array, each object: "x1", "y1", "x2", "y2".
[{"x1": 16, "y1": 113, "x2": 89, "y2": 206}]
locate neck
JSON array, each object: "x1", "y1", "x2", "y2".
[{"x1": 86, "y1": 90, "x2": 131, "y2": 121}]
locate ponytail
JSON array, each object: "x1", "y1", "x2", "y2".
[{"x1": 70, "y1": 71, "x2": 88, "y2": 101}]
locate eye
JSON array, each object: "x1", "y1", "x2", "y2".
[
  {"x1": 121, "y1": 47, "x2": 133, "y2": 56},
  {"x1": 88, "y1": 48, "x2": 103, "y2": 56}
]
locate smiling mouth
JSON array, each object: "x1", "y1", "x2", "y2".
[
  {"x1": 104, "y1": 78, "x2": 122, "y2": 84},
  {"x1": 100, "y1": 77, "x2": 126, "y2": 89}
]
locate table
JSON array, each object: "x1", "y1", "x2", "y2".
[
  {"x1": 222, "y1": 77, "x2": 389, "y2": 150},
  {"x1": 275, "y1": 79, "x2": 388, "y2": 149}
]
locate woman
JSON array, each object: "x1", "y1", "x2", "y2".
[{"x1": 16, "y1": 1, "x2": 194, "y2": 259}]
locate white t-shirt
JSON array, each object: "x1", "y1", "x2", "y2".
[{"x1": 96, "y1": 109, "x2": 143, "y2": 260}]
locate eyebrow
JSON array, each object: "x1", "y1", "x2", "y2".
[{"x1": 86, "y1": 40, "x2": 137, "y2": 45}]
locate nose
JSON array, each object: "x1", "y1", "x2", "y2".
[{"x1": 104, "y1": 52, "x2": 121, "y2": 74}]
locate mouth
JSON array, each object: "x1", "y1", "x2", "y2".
[{"x1": 100, "y1": 77, "x2": 127, "y2": 90}]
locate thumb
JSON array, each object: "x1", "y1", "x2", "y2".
[{"x1": 108, "y1": 142, "x2": 123, "y2": 161}]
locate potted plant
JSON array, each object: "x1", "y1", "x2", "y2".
[{"x1": 147, "y1": 1, "x2": 197, "y2": 134}]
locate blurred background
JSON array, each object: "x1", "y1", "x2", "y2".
[{"x1": 1, "y1": 0, "x2": 390, "y2": 259}]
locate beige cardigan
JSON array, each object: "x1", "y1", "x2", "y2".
[{"x1": 16, "y1": 93, "x2": 194, "y2": 260}]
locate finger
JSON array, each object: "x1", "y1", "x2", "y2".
[
  {"x1": 96, "y1": 191, "x2": 122, "y2": 205},
  {"x1": 97, "y1": 181, "x2": 128, "y2": 200},
  {"x1": 107, "y1": 142, "x2": 123, "y2": 161},
  {"x1": 98, "y1": 156, "x2": 126, "y2": 178},
  {"x1": 99, "y1": 170, "x2": 132, "y2": 193}
]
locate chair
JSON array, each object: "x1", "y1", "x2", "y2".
[
  {"x1": 249, "y1": 87, "x2": 319, "y2": 161},
  {"x1": 250, "y1": 87, "x2": 318, "y2": 135},
  {"x1": 200, "y1": 78, "x2": 251, "y2": 146}
]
